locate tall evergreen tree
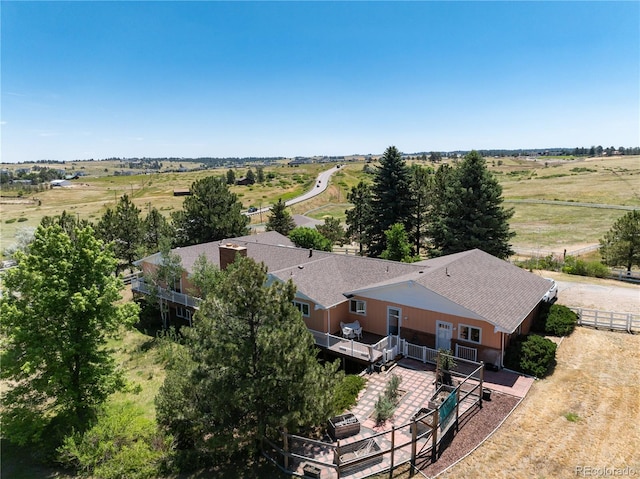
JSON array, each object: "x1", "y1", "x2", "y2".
[
  {"x1": 369, "y1": 146, "x2": 413, "y2": 257},
  {"x1": 226, "y1": 169, "x2": 236, "y2": 185},
  {"x1": 316, "y1": 216, "x2": 346, "y2": 246},
  {"x1": 0, "y1": 224, "x2": 138, "y2": 446},
  {"x1": 155, "y1": 257, "x2": 340, "y2": 457},
  {"x1": 95, "y1": 195, "x2": 143, "y2": 272},
  {"x1": 171, "y1": 176, "x2": 249, "y2": 246},
  {"x1": 345, "y1": 181, "x2": 373, "y2": 256},
  {"x1": 142, "y1": 206, "x2": 174, "y2": 253},
  {"x1": 245, "y1": 168, "x2": 256, "y2": 185},
  {"x1": 265, "y1": 198, "x2": 296, "y2": 235},
  {"x1": 600, "y1": 210, "x2": 640, "y2": 272},
  {"x1": 409, "y1": 164, "x2": 433, "y2": 257},
  {"x1": 429, "y1": 151, "x2": 514, "y2": 259}
]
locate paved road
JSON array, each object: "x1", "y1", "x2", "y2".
[{"x1": 247, "y1": 165, "x2": 342, "y2": 216}]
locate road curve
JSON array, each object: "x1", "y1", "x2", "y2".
[{"x1": 247, "y1": 165, "x2": 342, "y2": 216}]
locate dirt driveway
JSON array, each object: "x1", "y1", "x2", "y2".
[{"x1": 541, "y1": 271, "x2": 639, "y2": 313}]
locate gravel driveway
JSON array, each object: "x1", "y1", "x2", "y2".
[{"x1": 542, "y1": 272, "x2": 639, "y2": 313}]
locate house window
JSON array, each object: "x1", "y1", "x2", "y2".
[
  {"x1": 293, "y1": 301, "x2": 310, "y2": 317},
  {"x1": 349, "y1": 299, "x2": 366, "y2": 315},
  {"x1": 176, "y1": 307, "x2": 191, "y2": 320},
  {"x1": 459, "y1": 324, "x2": 481, "y2": 344}
]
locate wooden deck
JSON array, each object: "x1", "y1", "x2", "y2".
[{"x1": 310, "y1": 329, "x2": 388, "y2": 363}]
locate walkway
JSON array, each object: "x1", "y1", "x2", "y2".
[{"x1": 398, "y1": 358, "x2": 534, "y2": 399}]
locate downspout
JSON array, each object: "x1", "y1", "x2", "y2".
[{"x1": 500, "y1": 332, "x2": 505, "y2": 368}]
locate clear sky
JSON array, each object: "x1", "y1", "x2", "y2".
[{"x1": 1, "y1": 1, "x2": 639, "y2": 162}]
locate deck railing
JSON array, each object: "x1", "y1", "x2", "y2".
[
  {"x1": 455, "y1": 344, "x2": 478, "y2": 362},
  {"x1": 131, "y1": 278, "x2": 202, "y2": 309},
  {"x1": 402, "y1": 340, "x2": 439, "y2": 364}
]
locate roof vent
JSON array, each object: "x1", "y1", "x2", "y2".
[{"x1": 298, "y1": 265, "x2": 304, "y2": 269}]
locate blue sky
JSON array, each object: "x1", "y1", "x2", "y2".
[{"x1": 2, "y1": 1, "x2": 638, "y2": 162}]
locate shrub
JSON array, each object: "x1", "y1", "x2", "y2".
[
  {"x1": 504, "y1": 334, "x2": 556, "y2": 378},
  {"x1": 384, "y1": 374, "x2": 402, "y2": 403},
  {"x1": 5, "y1": 218, "x2": 17, "y2": 224},
  {"x1": 373, "y1": 395, "x2": 395, "y2": 425},
  {"x1": 563, "y1": 256, "x2": 610, "y2": 278},
  {"x1": 545, "y1": 304, "x2": 577, "y2": 336},
  {"x1": 332, "y1": 375, "x2": 366, "y2": 414},
  {"x1": 17, "y1": 217, "x2": 28, "y2": 222},
  {"x1": 58, "y1": 401, "x2": 171, "y2": 479}
]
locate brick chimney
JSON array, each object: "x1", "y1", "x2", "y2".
[{"x1": 219, "y1": 243, "x2": 248, "y2": 270}]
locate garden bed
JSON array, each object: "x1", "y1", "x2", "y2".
[{"x1": 327, "y1": 413, "x2": 360, "y2": 440}]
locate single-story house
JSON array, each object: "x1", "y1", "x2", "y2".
[{"x1": 133, "y1": 232, "x2": 552, "y2": 368}]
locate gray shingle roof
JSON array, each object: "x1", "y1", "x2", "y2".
[{"x1": 142, "y1": 233, "x2": 550, "y2": 334}]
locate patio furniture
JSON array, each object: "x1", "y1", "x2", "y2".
[
  {"x1": 340, "y1": 322, "x2": 354, "y2": 339},
  {"x1": 352, "y1": 320, "x2": 363, "y2": 340}
]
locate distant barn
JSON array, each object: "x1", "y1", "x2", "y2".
[
  {"x1": 235, "y1": 177, "x2": 251, "y2": 186},
  {"x1": 173, "y1": 189, "x2": 191, "y2": 196}
]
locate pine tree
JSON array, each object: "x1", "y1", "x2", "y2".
[
  {"x1": 171, "y1": 176, "x2": 249, "y2": 246},
  {"x1": 429, "y1": 151, "x2": 514, "y2": 259},
  {"x1": 409, "y1": 164, "x2": 433, "y2": 257},
  {"x1": 142, "y1": 206, "x2": 174, "y2": 253},
  {"x1": 95, "y1": 195, "x2": 143, "y2": 272},
  {"x1": 345, "y1": 181, "x2": 373, "y2": 256},
  {"x1": 155, "y1": 257, "x2": 340, "y2": 457},
  {"x1": 369, "y1": 146, "x2": 413, "y2": 257},
  {"x1": 265, "y1": 198, "x2": 296, "y2": 235},
  {"x1": 600, "y1": 210, "x2": 640, "y2": 272}
]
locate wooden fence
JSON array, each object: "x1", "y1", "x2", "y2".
[
  {"x1": 571, "y1": 307, "x2": 640, "y2": 333},
  {"x1": 262, "y1": 357, "x2": 485, "y2": 479}
]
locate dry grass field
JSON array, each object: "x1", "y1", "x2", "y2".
[
  {"x1": 2, "y1": 155, "x2": 639, "y2": 255},
  {"x1": 437, "y1": 327, "x2": 640, "y2": 479}
]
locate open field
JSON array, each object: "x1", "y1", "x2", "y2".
[
  {"x1": 438, "y1": 327, "x2": 640, "y2": 479},
  {"x1": 2, "y1": 156, "x2": 638, "y2": 255}
]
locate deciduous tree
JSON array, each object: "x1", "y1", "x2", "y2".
[
  {"x1": 289, "y1": 227, "x2": 332, "y2": 251},
  {"x1": 380, "y1": 223, "x2": 415, "y2": 263},
  {"x1": 0, "y1": 224, "x2": 138, "y2": 446}
]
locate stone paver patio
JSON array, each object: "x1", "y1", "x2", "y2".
[{"x1": 287, "y1": 363, "x2": 532, "y2": 478}]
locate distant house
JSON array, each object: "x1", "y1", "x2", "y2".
[
  {"x1": 235, "y1": 177, "x2": 252, "y2": 186},
  {"x1": 173, "y1": 189, "x2": 191, "y2": 196},
  {"x1": 133, "y1": 232, "x2": 551, "y2": 368}
]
